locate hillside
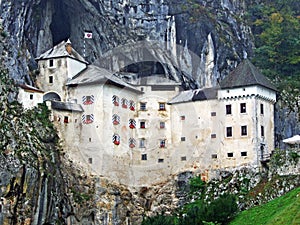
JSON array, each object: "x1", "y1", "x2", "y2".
[{"x1": 230, "y1": 187, "x2": 300, "y2": 225}]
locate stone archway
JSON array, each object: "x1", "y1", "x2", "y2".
[{"x1": 43, "y1": 92, "x2": 61, "y2": 101}]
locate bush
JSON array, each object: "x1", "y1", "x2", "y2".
[{"x1": 141, "y1": 214, "x2": 177, "y2": 225}]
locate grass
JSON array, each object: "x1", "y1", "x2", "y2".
[{"x1": 230, "y1": 187, "x2": 300, "y2": 225}]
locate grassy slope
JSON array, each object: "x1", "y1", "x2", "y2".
[{"x1": 230, "y1": 187, "x2": 300, "y2": 225}]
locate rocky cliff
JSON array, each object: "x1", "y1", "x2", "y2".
[{"x1": 0, "y1": 0, "x2": 253, "y2": 88}]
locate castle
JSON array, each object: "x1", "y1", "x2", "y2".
[{"x1": 18, "y1": 40, "x2": 277, "y2": 186}]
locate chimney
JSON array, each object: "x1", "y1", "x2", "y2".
[{"x1": 65, "y1": 39, "x2": 72, "y2": 55}]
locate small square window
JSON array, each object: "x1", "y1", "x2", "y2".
[
  {"x1": 240, "y1": 103, "x2": 246, "y2": 113},
  {"x1": 180, "y1": 115, "x2": 185, "y2": 120},
  {"x1": 159, "y1": 102, "x2": 166, "y2": 111},
  {"x1": 241, "y1": 125, "x2": 247, "y2": 136},
  {"x1": 211, "y1": 112, "x2": 216, "y2": 116},
  {"x1": 158, "y1": 158, "x2": 164, "y2": 163},
  {"x1": 241, "y1": 152, "x2": 247, "y2": 157},
  {"x1": 49, "y1": 76, "x2": 53, "y2": 84},
  {"x1": 226, "y1": 105, "x2": 232, "y2": 115},
  {"x1": 260, "y1": 103, "x2": 264, "y2": 115},
  {"x1": 88, "y1": 158, "x2": 93, "y2": 164},
  {"x1": 141, "y1": 154, "x2": 147, "y2": 160},
  {"x1": 64, "y1": 116, "x2": 69, "y2": 123},
  {"x1": 211, "y1": 154, "x2": 217, "y2": 159},
  {"x1": 211, "y1": 134, "x2": 216, "y2": 138},
  {"x1": 181, "y1": 156, "x2": 187, "y2": 161},
  {"x1": 140, "y1": 121, "x2": 146, "y2": 129},
  {"x1": 160, "y1": 122, "x2": 165, "y2": 129},
  {"x1": 226, "y1": 127, "x2": 233, "y2": 137},
  {"x1": 181, "y1": 137, "x2": 186, "y2": 141},
  {"x1": 29, "y1": 94, "x2": 33, "y2": 100},
  {"x1": 261, "y1": 126, "x2": 264, "y2": 137},
  {"x1": 227, "y1": 153, "x2": 233, "y2": 157},
  {"x1": 140, "y1": 102, "x2": 147, "y2": 110}
]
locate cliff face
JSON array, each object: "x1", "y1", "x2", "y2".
[{"x1": 0, "y1": 0, "x2": 253, "y2": 88}]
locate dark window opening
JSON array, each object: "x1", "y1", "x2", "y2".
[
  {"x1": 181, "y1": 156, "x2": 187, "y2": 161},
  {"x1": 64, "y1": 116, "x2": 69, "y2": 123},
  {"x1": 227, "y1": 153, "x2": 234, "y2": 157},
  {"x1": 241, "y1": 126, "x2": 247, "y2": 136},
  {"x1": 140, "y1": 121, "x2": 146, "y2": 129},
  {"x1": 88, "y1": 158, "x2": 93, "y2": 164},
  {"x1": 226, "y1": 105, "x2": 232, "y2": 115},
  {"x1": 212, "y1": 154, "x2": 217, "y2": 159},
  {"x1": 211, "y1": 112, "x2": 216, "y2": 116},
  {"x1": 261, "y1": 126, "x2": 265, "y2": 137},
  {"x1": 181, "y1": 115, "x2": 185, "y2": 120},
  {"x1": 226, "y1": 127, "x2": 233, "y2": 137},
  {"x1": 29, "y1": 94, "x2": 33, "y2": 100},
  {"x1": 160, "y1": 139, "x2": 166, "y2": 148},
  {"x1": 211, "y1": 134, "x2": 216, "y2": 138},
  {"x1": 158, "y1": 158, "x2": 164, "y2": 163},
  {"x1": 181, "y1": 137, "x2": 186, "y2": 141},
  {"x1": 241, "y1": 152, "x2": 247, "y2": 157},
  {"x1": 141, "y1": 154, "x2": 147, "y2": 160},
  {"x1": 159, "y1": 102, "x2": 166, "y2": 111},
  {"x1": 240, "y1": 103, "x2": 246, "y2": 113},
  {"x1": 160, "y1": 122, "x2": 165, "y2": 129},
  {"x1": 140, "y1": 102, "x2": 147, "y2": 110},
  {"x1": 260, "y1": 103, "x2": 264, "y2": 115},
  {"x1": 49, "y1": 76, "x2": 53, "y2": 84}
]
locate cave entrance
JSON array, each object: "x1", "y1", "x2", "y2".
[
  {"x1": 50, "y1": 0, "x2": 71, "y2": 45},
  {"x1": 122, "y1": 61, "x2": 165, "y2": 77}
]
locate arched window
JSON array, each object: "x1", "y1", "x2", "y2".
[
  {"x1": 112, "y1": 114, "x2": 120, "y2": 125},
  {"x1": 112, "y1": 134, "x2": 120, "y2": 145},
  {"x1": 112, "y1": 95, "x2": 119, "y2": 106},
  {"x1": 129, "y1": 119, "x2": 136, "y2": 129},
  {"x1": 121, "y1": 98, "x2": 128, "y2": 108},
  {"x1": 129, "y1": 100, "x2": 135, "y2": 111},
  {"x1": 129, "y1": 138, "x2": 136, "y2": 148}
]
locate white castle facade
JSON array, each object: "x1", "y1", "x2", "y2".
[{"x1": 19, "y1": 40, "x2": 277, "y2": 186}]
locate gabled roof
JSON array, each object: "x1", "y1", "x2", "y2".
[
  {"x1": 36, "y1": 40, "x2": 88, "y2": 64},
  {"x1": 19, "y1": 84, "x2": 44, "y2": 93},
  {"x1": 66, "y1": 65, "x2": 142, "y2": 94},
  {"x1": 219, "y1": 59, "x2": 277, "y2": 91},
  {"x1": 168, "y1": 87, "x2": 218, "y2": 104}
]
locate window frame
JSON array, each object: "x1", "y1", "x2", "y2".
[
  {"x1": 160, "y1": 139, "x2": 166, "y2": 148},
  {"x1": 226, "y1": 104, "x2": 232, "y2": 115},
  {"x1": 240, "y1": 103, "x2": 246, "y2": 113},
  {"x1": 241, "y1": 125, "x2": 248, "y2": 136},
  {"x1": 226, "y1": 127, "x2": 233, "y2": 137},
  {"x1": 140, "y1": 102, "x2": 147, "y2": 111},
  {"x1": 158, "y1": 102, "x2": 166, "y2": 111},
  {"x1": 260, "y1": 103, "x2": 264, "y2": 115}
]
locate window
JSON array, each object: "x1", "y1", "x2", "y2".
[
  {"x1": 140, "y1": 121, "x2": 146, "y2": 129},
  {"x1": 82, "y1": 114, "x2": 94, "y2": 124},
  {"x1": 82, "y1": 95, "x2": 94, "y2": 105},
  {"x1": 240, "y1": 103, "x2": 246, "y2": 113},
  {"x1": 49, "y1": 76, "x2": 53, "y2": 84},
  {"x1": 180, "y1": 115, "x2": 185, "y2": 120},
  {"x1": 112, "y1": 95, "x2": 119, "y2": 106},
  {"x1": 88, "y1": 158, "x2": 93, "y2": 164},
  {"x1": 260, "y1": 103, "x2": 264, "y2": 115},
  {"x1": 140, "y1": 102, "x2": 147, "y2": 110},
  {"x1": 226, "y1": 105, "x2": 232, "y2": 115},
  {"x1": 227, "y1": 153, "x2": 234, "y2": 157},
  {"x1": 160, "y1": 121, "x2": 165, "y2": 129},
  {"x1": 129, "y1": 138, "x2": 136, "y2": 148},
  {"x1": 64, "y1": 116, "x2": 69, "y2": 123},
  {"x1": 129, "y1": 100, "x2": 135, "y2": 111},
  {"x1": 160, "y1": 139, "x2": 166, "y2": 148},
  {"x1": 261, "y1": 126, "x2": 264, "y2": 137},
  {"x1": 29, "y1": 94, "x2": 33, "y2": 100},
  {"x1": 211, "y1": 134, "x2": 216, "y2": 138},
  {"x1": 121, "y1": 98, "x2": 128, "y2": 108},
  {"x1": 241, "y1": 125, "x2": 247, "y2": 136},
  {"x1": 226, "y1": 127, "x2": 233, "y2": 137},
  {"x1": 241, "y1": 152, "x2": 247, "y2": 157},
  {"x1": 139, "y1": 138, "x2": 145, "y2": 148},
  {"x1": 89, "y1": 138, "x2": 92, "y2": 142},
  {"x1": 49, "y1": 59, "x2": 54, "y2": 67},
  {"x1": 129, "y1": 119, "x2": 136, "y2": 129},
  {"x1": 211, "y1": 154, "x2": 217, "y2": 159},
  {"x1": 181, "y1": 156, "x2": 187, "y2": 161},
  {"x1": 181, "y1": 137, "x2": 186, "y2": 141},
  {"x1": 141, "y1": 154, "x2": 147, "y2": 160},
  {"x1": 112, "y1": 114, "x2": 120, "y2": 125},
  {"x1": 211, "y1": 112, "x2": 216, "y2": 116},
  {"x1": 112, "y1": 134, "x2": 120, "y2": 145},
  {"x1": 158, "y1": 158, "x2": 164, "y2": 163},
  {"x1": 159, "y1": 102, "x2": 166, "y2": 111}
]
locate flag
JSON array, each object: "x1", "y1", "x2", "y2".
[{"x1": 84, "y1": 31, "x2": 93, "y2": 39}]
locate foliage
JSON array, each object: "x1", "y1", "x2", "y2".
[
  {"x1": 248, "y1": 0, "x2": 300, "y2": 119},
  {"x1": 189, "y1": 175, "x2": 206, "y2": 194},
  {"x1": 230, "y1": 187, "x2": 300, "y2": 225},
  {"x1": 141, "y1": 214, "x2": 178, "y2": 225}
]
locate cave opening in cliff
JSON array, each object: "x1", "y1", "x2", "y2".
[
  {"x1": 50, "y1": 0, "x2": 71, "y2": 45},
  {"x1": 122, "y1": 61, "x2": 165, "y2": 77}
]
